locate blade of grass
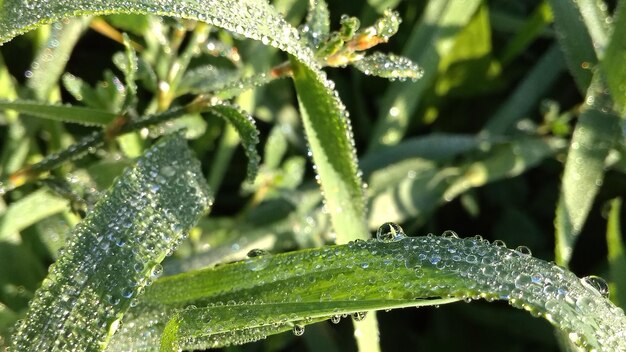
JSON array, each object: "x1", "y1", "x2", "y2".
[{"x1": 10, "y1": 133, "x2": 212, "y2": 351}]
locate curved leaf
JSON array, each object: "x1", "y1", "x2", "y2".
[
  {"x1": 10, "y1": 133, "x2": 212, "y2": 351},
  {"x1": 206, "y1": 102, "x2": 261, "y2": 183},
  {"x1": 108, "y1": 234, "x2": 626, "y2": 351},
  {"x1": 352, "y1": 52, "x2": 423, "y2": 80}
]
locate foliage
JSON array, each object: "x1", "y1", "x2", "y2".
[{"x1": 0, "y1": 0, "x2": 625, "y2": 351}]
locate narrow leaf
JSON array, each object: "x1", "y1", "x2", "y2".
[
  {"x1": 352, "y1": 52, "x2": 423, "y2": 81},
  {"x1": 206, "y1": 102, "x2": 260, "y2": 183},
  {"x1": 0, "y1": 100, "x2": 117, "y2": 126},
  {"x1": 607, "y1": 198, "x2": 626, "y2": 307},
  {"x1": 289, "y1": 57, "x2": 369, "y2": 242},
  {"x1": 11, "y1": 133, "x2": 212, "y2": 351},
  {"x1": 555, "y1": 77, "x2": 622, "y2": 266},
  {"x1": 303, "y1": 0, "x2": 330, "y2": 47},
  {"x1": 111, "y1": 235, "x2": 626, "y2": 351},
  {"x1": 602, "y1": 0, "x2": 626, "y2": 114}
]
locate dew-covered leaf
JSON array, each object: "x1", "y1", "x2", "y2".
[
  {"x1": 289, "y1": 58, "x2": 369, "y2": 243},
  {"x1": 352, "y1": 52, "x2": 423, "y2": 81},
  {"x1": 206, "y1": 102, "x2": 260, "y2": 183},
  {"x1": 602, "y1": 0, "x2": 626, "y2": 114},
  {"x1": 25, "y1": 18, "x2": 90, "y2": 100},
  {"x1": 10, "y1": 133, "x2": 212, "y2": 351},
  {"x1": 303, "y1": 0, "x2": 330, "y2": 48},
  {"x1": 0, "y1": 189, "x2": 68, "y2": 241},
  {"x1": 109, "y1": 233, "x2": 626, "y2": 351},
  {"x1": 547, "y1": 0, "x2": 598, "y2": 93},
  {"x1": 0, "y1": 100, "x2": 117, "y2": 126},
  {"x1": 554, "y1": 77, "x2": 622, "y2": 266}
]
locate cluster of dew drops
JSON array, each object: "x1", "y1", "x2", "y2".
[{"x1": 270, "y1": 221, "x2": 612, "y2": 338}]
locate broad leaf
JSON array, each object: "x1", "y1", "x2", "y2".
[{"x1": 10, "y1": 133, "x2": 212, "y2": 351}]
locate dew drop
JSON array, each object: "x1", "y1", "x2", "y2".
[
  {"x1": 376, "y1": 222, "x2": 406, "y2": 242},
  {"x1": 292, "y1": 324, "x2": 305, "y2": 336},
  {"x1": 514, "y1": 246, "x2": 532, "y2": 256},
  {"x1": 442, "y1": 230, "x2": 459, "y2": 239},
  {"x1": 581, "y1": 275, "x2": 610, "y2": 298},
  {"x1": 330, "y1": 315, "x2": 341, "y2": 324},
  {"x1": 352, "y1": 312, "x2": 367, "y2": 321}
]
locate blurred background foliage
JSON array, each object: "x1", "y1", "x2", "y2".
[{"x1": 0, "y1": 0, "x2": 625, "y2": 351}]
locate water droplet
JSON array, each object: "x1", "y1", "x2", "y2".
[
  {"x1": 376, "y1": 222, "x2": 406, "y2": 242},
  {"x1": 515, "y1": 246, "x2": 532, "y2": 256},
  {"x1": 493, "y1": 240, "x2": 507, "y2": 247},
  {"x1": 247, "y1": 249, "x2": 269, "y2": 257},
  {"x1": 581, "y1": 275, "x2": 609, "y2": 298},
  {"x1": 293, "y1": 324, "x2": 305, "y2": 336},
  {"x1": 442, "y1": 230, "x2": 459, "y2": 239},
  {"x1": 330, "y1": 315, "x2": 341, "y2": 324},
  {"x1": 352, "y1": 312, "x2": 367, "y2": 321}
]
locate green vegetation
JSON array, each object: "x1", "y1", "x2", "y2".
[{"x1": 0, "y1": 0, "x2": 625, "y2": 351}]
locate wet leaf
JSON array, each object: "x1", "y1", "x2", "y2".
[
  {"x1": 10, "y1": 133, "x2": 212, "y2": 351},
  {"x1": 107, "y1": 234, "x2": 626, "y2": 351}
]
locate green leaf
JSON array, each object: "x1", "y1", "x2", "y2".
[
  {"x1": 289, "y1": 57, "x2": 369, "y2": 243},
  {"x1": 554, "y1": 77, "x2": 622, "y2": 266},
  {"x1": 176, "y1": 65, "x2": 241, "y2": 96},
  {"x1": 0, "y1": 189, "x2": 68, "y2": 241},
  {"x1": 368, "y1": 0, "x2": 482, "y2": 151},
  {"x1": 606, "y1": 198, "x2": 626, "y2": 308},
  {"x1": 368, "y1": 137, "x2": 558, "y2": 228},
  {"x1": 547, "y1": 0, "x2": 598, "y2": 93},
  {"x1": 0, "y1": 100, "x2": 117, "y2": 126},
  {"x1": 352, "y1": 52, "x2": 423, "y2": 81},
  {"x1": 25, "y1": 18, "x2": 90, "y2": 100},
  {"x1": 498, "y1": 1, "x2": 554, "y2": 66},
  {"x1": 109, "y1": 234, "x2": 626, "y2": 351},
  {"x1": 206, "y1": 102, "x2": 261, "y2": 183},
  {"x1": 602, "y1": 0, "x2": 626, "y2": 114},
  {"x1": 303, "y1": 0, "x2": 330, "y2": 47},
  {"x1": 10, "y1": 133, "x2": 212, "y2": 351}
]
